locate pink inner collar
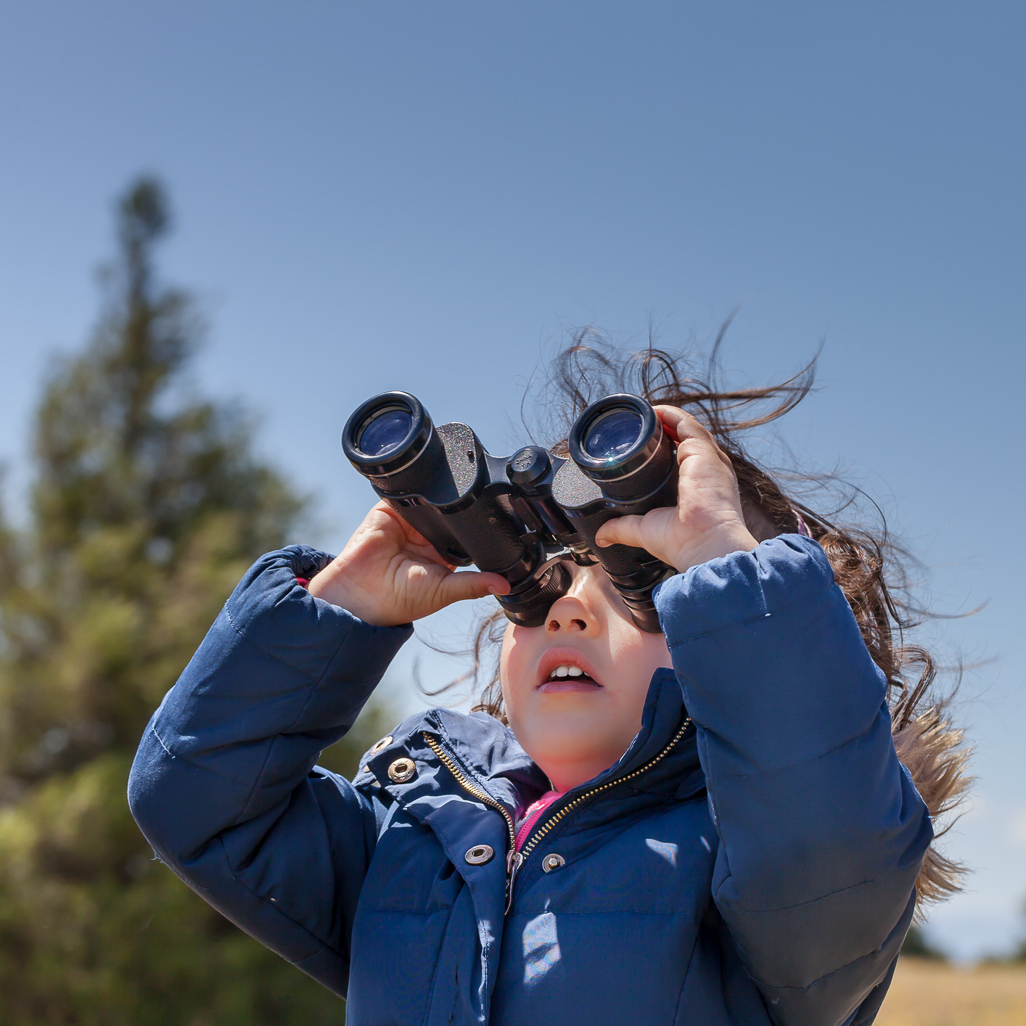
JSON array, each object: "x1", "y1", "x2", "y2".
[{"x1": 515, "y1": 789, "x2": 565, "y2": 850}]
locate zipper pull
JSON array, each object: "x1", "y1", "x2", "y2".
[{"x1": 505, "y1": 849, "x2": 524, "y2": 915}]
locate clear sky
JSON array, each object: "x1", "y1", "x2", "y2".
[{"x1": 0, "y1": 1, "x2": 1023, "y2": 960}]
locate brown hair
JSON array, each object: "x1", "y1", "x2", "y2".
[{"x1": 452, "y1": 327, "x2": 969, "y2": 910}]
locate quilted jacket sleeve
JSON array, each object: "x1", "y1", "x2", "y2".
[
  {"x1": 127, "y1": 546, "x2": 413, "y2": 996},
  {"x1": 654, "y1": 535, "x2": 931, "y2": 1026}
]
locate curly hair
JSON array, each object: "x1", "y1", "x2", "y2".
[{"x1": 445, "y1": 327, "x2": 969, "y2": 910}]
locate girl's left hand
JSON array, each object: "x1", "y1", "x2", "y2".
[{"x1": 593, "y1": 405, "x2": 759, "y2": 573}]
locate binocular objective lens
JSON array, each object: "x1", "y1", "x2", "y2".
[
  {"x1": 582, "y1": 409, "x2": 644, "y2": 461},
  {"x1": 358, "y1": 408, "x2": 413, "y2": 457}
]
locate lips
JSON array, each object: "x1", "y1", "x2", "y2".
[{"x1": 535, "y1": 649, "x2": 602, "y2": 691}]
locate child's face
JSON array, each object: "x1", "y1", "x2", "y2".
[{"x1": 499, "y1": 563, "x2": 673, "y2": 792}]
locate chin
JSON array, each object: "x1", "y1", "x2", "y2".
[{"x1": 511, "y1": 711, "x2": 630, "y2": 774}]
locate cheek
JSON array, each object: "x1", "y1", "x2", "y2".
[
  {"x1": 606, "y1": 620, "x2": 673, "y2": 678},
  {"x1": 499, "y1": 625, "x2": 550, "y2": 741},
  {"x1": 498, "y1": 626, "x2": 525, "y2": 709}
]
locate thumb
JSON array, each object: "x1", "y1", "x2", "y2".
[
  {"x1": 594, "y1": 515, "x2": 647, "y2": 550},
  {"x1": 435, "y1": 570, "x2": 510, "y2": 607}
]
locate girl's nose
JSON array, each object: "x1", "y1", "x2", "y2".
[
  {"x1": 544, "y1": 570, "x2": 601, "y2": 635},
  {"x1": 546, "y1": 611, "x2": 590, "y2": 634}
]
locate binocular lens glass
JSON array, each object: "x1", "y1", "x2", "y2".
[
  {"x1": 358, "y1": 408, "x2": 413, "y2": 457},
  {"x1": 582, "y1": 409, "x2": 644, "y2": 461}
]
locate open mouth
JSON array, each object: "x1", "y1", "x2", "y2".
[
  {"x1": 536, "y1": 654, "x2": 602, "y2": 691},
  {"x1": 546, "y1": 664, "x2": 596, "y2": 683}
]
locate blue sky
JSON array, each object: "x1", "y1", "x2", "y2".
[{"x1": 0, "y1": 2, "x2": 1023, "y2": 959}]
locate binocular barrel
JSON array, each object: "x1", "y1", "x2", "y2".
[{"x1": 342, "y1": 390, "x2": 679, "y2": 632}]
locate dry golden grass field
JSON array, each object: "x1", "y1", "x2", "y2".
[{"x1": 875, "y1": 958, "x2": 1026, "y2": 1025}]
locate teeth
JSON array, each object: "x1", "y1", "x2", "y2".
[{"x1": 549, "y1": 664, "x2": 586, "y2": 680}]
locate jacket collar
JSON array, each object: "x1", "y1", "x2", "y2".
[{"x1": 367, "y1": 667, "x2": 701, "y2": 812}]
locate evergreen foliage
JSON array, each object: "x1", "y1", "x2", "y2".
[
  {"x1": 0, "y1": 178, "x2": 383, "y2": 1023},
  {"x1": 900, "y1": 925, "x2": 948, "y2": 961},
  {"x1": 1013, "y1": 897, "x2": 1026, "y2": 962}
]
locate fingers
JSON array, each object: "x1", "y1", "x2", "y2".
[
  {"x1": 653, "y1": 404, "x2": 733, "y2": 470},
  {"x1": 374, "y1": 501, "x2": 430, "y2": 547},
  {"x1": 434, "y1": 570, "x2": 510, "y2": 608},
  {"x1": 594, "y1": 514, "x2": 647, "y2": 550},
  {"x1": 652, "y1": 404, "x2": 686, "y2": 438},
  {"x1": 653, "y1": 405, "x2": 710, "y2": 443},
  {"x1": 375, "y1": 502, "x2": 458, "y2": 569}
]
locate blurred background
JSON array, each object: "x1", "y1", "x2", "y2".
[{"x1": 0, "y1": 2, "x2": 1023, "y2": 1022}]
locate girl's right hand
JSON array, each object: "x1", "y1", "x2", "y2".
[{"x1": 307, "y1": 501, "x2": 510, "y2": 627}]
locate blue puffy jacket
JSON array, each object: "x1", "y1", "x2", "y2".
[{"x1": 128, "y1": 535, "x2": 931, "y2": 1026}]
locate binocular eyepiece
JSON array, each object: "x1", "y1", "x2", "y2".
[{"x1": 342, "y1": 391, "x2": 679, "y2": 632}]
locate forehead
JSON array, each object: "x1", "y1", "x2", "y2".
[
  {"x1": 563, "y1": 559, "x2": 620, "y2": 595},
  {"x1": 542, "y1": 559, "x2": 637, "y2": 621}
]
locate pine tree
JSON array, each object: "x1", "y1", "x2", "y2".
[
  {"x1": 900, "y1": 925, "x2": 947, "y2": 961},
  {"x1": 0, "y1": 178, "x2": 382, "y2": 1024}
]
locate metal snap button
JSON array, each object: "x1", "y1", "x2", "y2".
[
  {"x1": 464, "y1": 844, "x2": 495, "y2": 865},
  {"x1": 542, "y1": 853, "x2": 566, "y2": 873},
  {"x1": 370, "y1": 735, "x2": 393, "y2": 754},
  {"x1": 387, "y1": 757, "x2": 416, "y2": 783}
]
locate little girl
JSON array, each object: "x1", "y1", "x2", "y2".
[{"x1": 129, "y1": 341, "x2": 965, "y2": 1026}]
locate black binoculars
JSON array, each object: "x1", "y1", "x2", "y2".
[{"x1": 342, "y1": 391, "x2": 680, "y2": 632}]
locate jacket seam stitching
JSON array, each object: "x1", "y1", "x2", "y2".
[
  {"x1": 233, "y1": 624, "x2": 358, "y2": 826},
  {"x1": 150, "y1": 725, "x2": 175, "y2": 759},
  {"x1": 224, "y1": 603, "x2": 245, "y2": 638},
  {"x1": 214, "y1": 836, "x2": 348, "y2": 962},
  {"x1": 666, "y1": 609, "x2": 774, "y2": 648},
  {"x1": 697, "y1": 711, "x2": 887, "y2": 780},
  {"x1": 435, "y1": 720, "x2": 516, "y2": 815},
  {"x1": 420, "y1": 904, "x2": 459, "y2": 1026},
  {"x1": 672, "y1": 911, "x2": 710, "y2": 1021},
  {"x1": 223, "y1": 550, "x2": 341, "y2": 652},
  {"x1": 281, "y1": 621, "x2": 356, "y2": 735},
  {"x1": 717, "y1": 876, "x2": 875, "y2": 915},
  {"x1": 511, "y1": 909, "x2": 700, "y2": 917},
  {"x1": 662, "y1": 563, "x2": 836, "y2": 647},
  {"x1": 749, "y1": 941, "x2": 898, "y2": 994}
]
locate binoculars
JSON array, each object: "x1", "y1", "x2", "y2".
[{"x1": 342, "y1": 391, "x2": 680, "y2": 632}]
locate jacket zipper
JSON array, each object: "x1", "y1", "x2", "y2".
[
  {"x1": 422, "y1": 733, "x2": 523, "y2": 912},
  {"x1": 423, "y1": 715, "x2": 692, "y2": 916},
  {"x1": 517, "y1": 716, "x2": 693, "y2": 870}
]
